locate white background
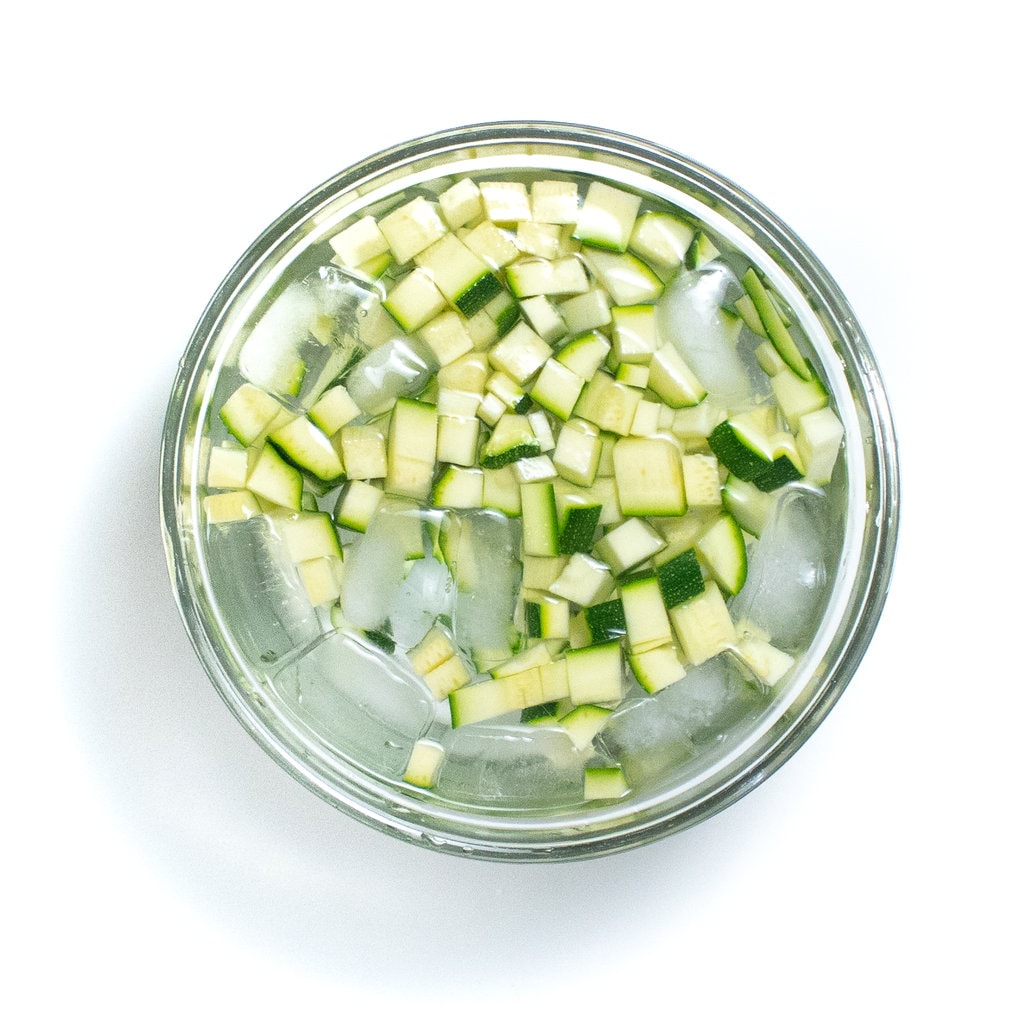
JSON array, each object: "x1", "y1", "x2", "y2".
[{"x1": 4, "y1": 2, "x2": 1021, "y2": 1020}]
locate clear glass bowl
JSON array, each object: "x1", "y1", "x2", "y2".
[{"x1": 160, "y1": 122, "x2": 899, "y2": 861}]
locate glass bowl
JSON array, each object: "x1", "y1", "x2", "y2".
[{"x1": 160, "y1": 121, "x2": 899, "y2": 861}]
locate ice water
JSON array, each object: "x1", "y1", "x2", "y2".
[{"x1": 186, "y1": 157, "x2": 858, "y2": 820}]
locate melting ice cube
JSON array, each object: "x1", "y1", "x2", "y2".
[
  {"x1": 204, "y1": 515, "x2": 322, "y2": 667},
  {"x1": 601, "y1": 658, "x2": 754, "y2": 784},
  {"x1": 435, "y1": 724, "x2": 587, "y2": 808},
  {"x1": 447, "y1": 511, "x2": 522, "y2": 663},
  {"x1": 657, "y1": 263, "x2": 761, "y2": 408},
  {"x1": 270, "y1": 630, "x2": 433, "y2": 775},
  {"x1": 338, "y1": 501, "x2": 424, "y2": 632},
  {"x1": 729, "y1": 486, "x2": 830, "y2": 650}
]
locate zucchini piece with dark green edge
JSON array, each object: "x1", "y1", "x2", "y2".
[
  {"x1": 414, "y1": 232, "x2": 503, "y2": 317},
  {"x1": 520, "y1": 479, "x2": 559, "y2": 557},
  {"x1": 583, "y1": 598, "x2": 627, "y2": 643},
  {"x1": 707, "y1": 417, "x2": 803, "y2": 492},
  {"x1": 741, "y1": 267, "x2": 812, "y2": 380},
  {"x1": 656, "y1": 547, "x2": 704, "y2": 608},
  {"x1": 479, "y1": 413, "x2": 541, "y2": 468},
  {"x1": 695, "y1": 512, "x2": 748, "y2": 596},
  {"x1": 558, "y1": 503, "x2": 602, "y2": 554}
]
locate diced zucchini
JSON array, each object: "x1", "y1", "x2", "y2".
[
  {"x1": 548, "y1": 553, "x2": 615, "y2": 607},
  {"x1": 685, "y1": 230, "x2": 720, "y2": 269},
  {"x1": 522, "y1": 592, "x2": 570, "y2": 640},
  {"x1": 612, "y1": 437, "x2": 687, "y2": 516},
  {"x1": 732, "y1": 633, "x2": 795, "y2": 687},
  {"x1": 516, "y1": 220, "x2": 563, "y2": 259},
  {"x1": 339, "y1": 422, "x2": 387, "y2": 480},
  {"x1": 328, "y1": 215, "x2": 390, "y2": 268},
  {"x1": 219, "y1": 382, "x2": 293, "y2": 447},
  {"x1": 668, "y1": 581, "x2": 737, "y2": 665},
  {"x1": 628, "y1": 211, "x2": 695, "y2": 270},
  {"x1": 269, "y1": 415, "x2": 345, "y2": 483},
  {"x1": 629, "y1": 643, "x2": 687, "y2": 694},
  {"x1": 557, "y1": 289, "x2": 613, "y2": 334},
  {"x1": 620, "y1": 574, "x2": 673, "y2": 654},
  {"x1": 552, "y1": 418, "x2": 602, "y2": 487},
  {"x1": 695, "y1": 512, "x2": 748, "y2": 595},
  {"x1": 295, "y1": 556, "x2": 343, "y2": 605},
  {"x1": 573, "y1": 370, "x2": 642, "y2": 436},
  {"x1": 479, "y1": 413, "x2": 540, "y2": 469},
  {"x1": 403, "y1": 738, "x2": 445, "y2": 788},
  {"x1": 593, "y1": 517, "x2": 666, "y2": 576},
  {"x1": 277, "y1": 510, "x2": 343, "y2": 563},
  {"x1": 378, "y1": 195, "x2": 447, "y2": 264},
  {"x1": 741, "y1": 267, "x2": 812, "y2": 380},
  {"x1": 383, "y1": 267, "x2": 448, "y2": 332},
  {"x1": 582, "y1": 598, "x2": 627, "y2": 645},
  {"x1": 461, "y1": 220, "x2": 520, "y2": 269},
  {"x1": 655, "y1": 547, "x2": 705, "y2": 608},
  {"x1": 334, "y1": 479, "x2": 383, "y2": 532},
  {"x1": 573, "y1": 181, "x2": 642, "y2": 252},
  {"x1": 566, "y1": 641, "x2": 624, "y2": 705},
  {"x1": 203, "y1": 489, "x2": 262, "y2": 523},
  {"x1": 478, "y1": 180, "x2": 531, "y2": 224},
  {"x1": 482, "y1": 465, "x2": 522, "y2": 515},
  {"x1": 530, "y1": 179, "x2": 580, "y2": 224},
  {"x1": 581, "y1": 247, "x2": 664, "y2": 306},
  {"x1": 386, "y1": 398, "x2": 438, "y2": 501},
  {"x1": 432, "y1": 465, "x2": 484, "y2": 508},
  {"x1": 414, "y1": 232, "x2": 503, "y2": 317},
  {"x1": 506, "y1": 257, "x2": 590, "y2": 298},
  {"x1": 521, "y1": 479, "x2": 559, "y2": 556},
  {"x1": 529, "y1": 358, "x2": 585, "y2": 420},
  {"x1": 487, "y1": 321, "x2": 553, "y2": 384},
  {"x1": 681, "y1": 453, "x2": 722, "y2": 508},
  {"x1": 647, "y1": 343, "x2": 707, "y2": 408},
  {"x1": 518, "y1": 295, "x2": 568, "y2": 343},
  {"x1": 408, "y1": 623, "x2": 460, "y2": 675},
  {"x1": 308, "y1": 383, "x2": 361, "y2": 436},
  {"x1": 559, "y1": 703, "x2": 613, "y2": 750},
  {"x1": 207, "y1": 444, "x2": 255, "y2": 490},
  {"x1": 796, "y1": 406, "x2": 844, "y2": 485},
  {"x1": 629, "y1": 398, "x2": 661, "y2": 437},
  {"x1": 708, "y1": 413, "x2": 804, "y2": 492},
  {"x1": 610, "y1": 304, "x2": 660, "y2": 364},
  {"x1": 438, "y1": 178, "x2": 483, "y2": 229},
  {"x1": 770, "y1": 366, "x2": 830, "y2": 428},
  {"x1": 512, "y1": 454, "x2": 558, "y2": 483},
  {"x1": 558, "y1": 502, "x2": 602, "y2": 555},
  {"x1": 584, "y1": 764, "x2": 629, "y2": 801},
  {"x1": 418, "y1": 309, "x2": 475, "y2": 366},
  {"x1": 246, "y1": 443, "x2": 303, "y2": 510},
  {"x1": 555, "y1": 330, "x2": 612, "y2": 378},
  {"x1": 449, "y1": 659, "x2": 569, "y2": 727}
]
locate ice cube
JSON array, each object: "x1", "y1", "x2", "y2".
[
  {"x1": 343, "y1": 336, "x2": 437, "y2": 416},
  {"x1": 338, "y1": 502, "x2": 422, "y2": 632},
  {"x1": 729, "y1": 486, "x2": 830, "y2": 649},
  {"x1": 237, "y1": 267, "x2": 375, "y2": 408},
  {"x1": 388, "y1": 555, "x2": 456, "y2": 650},
  {"x1": 601, "y1": 659, "x2": 756, "y2": 783},
  {"x1": 657, "y1": 263, "x2": 761, "y2": 408},
  {"x1": 447, "y1": 511, "x2": 522, "y2": 662},
  {"x1": 269, "y1": 630, "x2": 434, "y2": 775},
  {"x1": 204, "y1": 515, "x2": 322, "y2": 667},
  {"x1": 435, "y1": 724, "x2": 587, "y2": 808}
]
